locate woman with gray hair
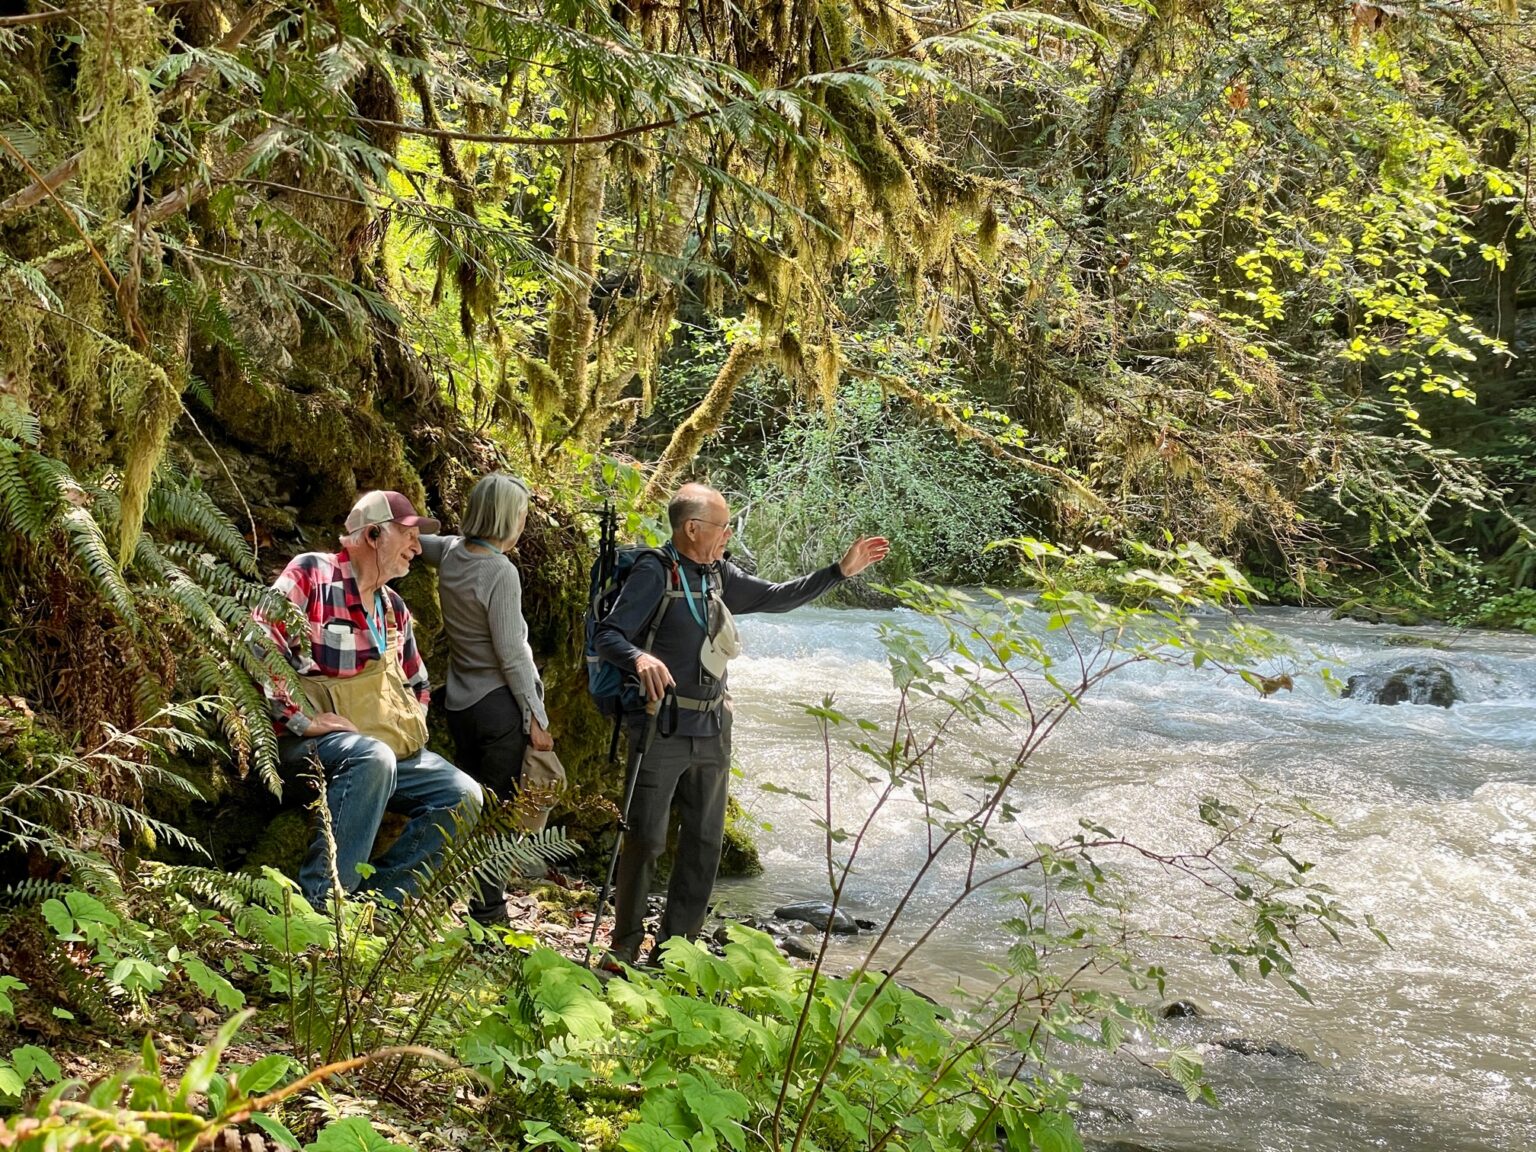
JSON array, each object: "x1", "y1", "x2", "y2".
[{"x1": 419, "y1": 472, "x2": 553, "y2": 925}]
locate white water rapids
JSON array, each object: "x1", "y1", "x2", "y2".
[{"x1": 713, "y1": 604, "x2": 1536, "y2": 1152}]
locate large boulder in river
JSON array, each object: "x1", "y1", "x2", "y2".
[
  {"x1": 1343, "y1": 661, "x2": 1459, "y2": 708},
  {"x1": 774, "y1": 901, "x2": 859, "y2": 934}
]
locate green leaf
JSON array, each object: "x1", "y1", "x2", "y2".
[
  {"x1": 64, "y1": 890, "x2": 118, "y2": 925},
  {"x1": 251, "y1": 1114, "x2": 302, "y2": 1150},
  {"x1": 305, "y1": 1118, "x2": 412, "y2": 1152},
  {"x1": 235, "y1": 1054, "x2": 294, "y2": 1095},
  {"x1": 1028, "y1": 1112, "x2": 1082, "y2": 1152},
  {"x1": 181, "y1": 955, "x2": 247, "y2": 1011},
  {"x1": 528, "y1": 966, "x2": 614, "y2": 1043},
  {"x1": 522, "y1": 1121, "x2": 581, "y2": 1152},
  {"x1": 0, "y1": 1064, "x2": 24, "y2": 1099},
  {"x1": 0, "y1": 975, "x2": 25, "y2": 1018},
  {"x1": 10, "y1": 1045, "x2": 60, "y2": 1083},
  {"x1": 40, "y1": 899, "x2": 73, "y2": 937},
  {"x1": 207, "y1": 1075, "x2": 230, "y2": 1114},
  {"x1": 174, "y1": 1009, "x2": 252, "y2": 1109},
  {"x1": 618, "y1": 1121, "x2": 690, "y2": 1152},
  {"x1": 680, "y1": 1073, "x2": 749, "y2": 1145}
]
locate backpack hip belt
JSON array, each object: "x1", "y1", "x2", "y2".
[{"x1": 671, "y1": 692, "x2": 722, "y2": 713}]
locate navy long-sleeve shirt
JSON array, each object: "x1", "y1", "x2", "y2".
[{"x1": 594, "y1": 549, "x2": 846, "y2": 737}]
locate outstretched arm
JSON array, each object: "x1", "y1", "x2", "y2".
[
  {"x1": 417, "y1": 534, "x2": 455, "y2": 566},
  {"x1": 722, "y1": 536, "x2": 891, "y2": 615}
]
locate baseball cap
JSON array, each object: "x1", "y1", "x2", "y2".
[{"x1": 345, "y1": 490, "x2": 441, "y2": 535}]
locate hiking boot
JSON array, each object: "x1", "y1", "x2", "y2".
[{"x1": 469, "y1": 899, "x2": 513, "y2": 928}]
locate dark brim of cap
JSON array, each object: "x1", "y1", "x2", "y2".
[{"x1": 395, "y1": 515, "x2": 441, "y2": 534}]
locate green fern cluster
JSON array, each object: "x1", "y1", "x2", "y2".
[
  {"x1": 0, "y1": 701, "x2": 224, "y2": 882},
  {"x1": 0, "y1": 391, "x2": 288, "y2": 793}
]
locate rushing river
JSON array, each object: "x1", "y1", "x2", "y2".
[{"x1": 713, "y1": 603, "x2": 1536, "y2": 1152}]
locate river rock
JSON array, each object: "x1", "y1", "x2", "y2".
[
  {"x1": 1330, "y1": 603, "x2": 1427, "y2": 626},
  {"x1": 1382, "y1": 634, "x2": 1450, "y2": 650},
  {"x1": 780, "y1": 935, "x2": 818, "y2": 960},
  {"x1": 774, "y1": 901, "x2": 859, "y2": 934},
  {"x1": 1160, "y1": 999, "x2": 1205, "y2": 1019},
  {"x1": 1343, "y1": 661, "x2": 1459, "y2": 707},
  {"x1": 1212, "y1": 1035, "x2": 1310, "y2": 1060}
]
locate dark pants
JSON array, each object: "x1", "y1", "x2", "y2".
[
  {"x1": 610, "y1": 706, "x2": 732, "y2": 963},
  {"x1": 446, "y1": 687, "x2": 527, "y2": 922}
]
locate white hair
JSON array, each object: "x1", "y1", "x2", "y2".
[{"x1": 461, "y1": 473, "x2": 530, "y2": 543}]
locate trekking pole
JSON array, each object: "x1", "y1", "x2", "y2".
[{"x1": 585, "y1": 692, "x2": 664, "y2": 968}]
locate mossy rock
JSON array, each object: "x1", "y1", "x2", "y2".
[
  {"x1": 241, "y1": 809, "x2": 311, "y2": 880},
  {"x1": 1330, "y1": 602, "x2": 1428, "y2": 627},
  {"x1": 1382, "y1": 634, "x2": 1450, "y2": 650},
  {"x1": 720, "y1": 794, "x2": 763, "y2": 878}
]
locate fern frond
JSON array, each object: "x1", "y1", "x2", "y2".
[
  {"x1": 21, "y1": 449, "x2": 70, "y2": 504},
  {"x1": 0, "y1": 878, "x2": 72, "y2": 909},
  {"x1": 145, "y1": 478, "x2": 258, "y2": 576},
  {"x1": 181, "y1": 655, "x2": 279, "y2": 792},
  {"x1": 140, "y1": 862, "x2": 288, "y2": 917},
  {"x1": 0, "y1": 445, "x2": 48, "y2": 539},
  {"x1": 130, "y1": 529, "x2": 172, "y2": 581},
  {"x1": 62, "y1": 506, "x2": 140, "y2": 626},
  {"x1": 0, "y1": 393, "x2": 41, "y2": 446},
  {"x1": 24, "y1": 785, "x2": 209, "y2": 857},
  {"x1": 0, "y1": 254, "x2": 61, "y2": 314}
]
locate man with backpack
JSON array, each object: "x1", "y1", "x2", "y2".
[{"x1": 592, "y1": 483, "x2": 889, "y2": 969}]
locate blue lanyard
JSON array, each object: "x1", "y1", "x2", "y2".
[
  {"x1": 364, "y1": 591, "x2": 388, "y2": 654},
  {"x1": 678, "y1": 563, "x2": 710, "y2": 629},
  {"x1": 468, "y1": 536, "x2": 502, "y2": 553}
]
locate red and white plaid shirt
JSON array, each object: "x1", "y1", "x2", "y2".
[{"x1": 259, "y1": 548, "x2": 430, "y2": 737}]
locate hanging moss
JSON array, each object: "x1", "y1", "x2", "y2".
[
  {"x1": 0, "y1": 277, "x2": 44, "y2": 407},
  {"x1": 815, "y1": 327, "x2": 841, "y2": 411},
  {"x1": 114, "y1": 348, "x2": 182, "y2": 565},
  {"x1": 977, "y1": 202, "x2": 1000, "y2": 264},
  {"x1": 351, "y1": 62, "x2": 402, "y2": 156},
  {"x1": 546, "y1": 110, "x2": 611, "y2": 426},
  {"x1": 846, "y1": 0, "x2": 917, "y2": 49},
  {"x1": 822, "y1": 85, "x2": 919, "y2": 244},
  {"x1": 75, "y1": 0, "x2": 160, "y2": 210},
  {"x1": 772, "y1": 329, "x2": 806, "y2": 383},
  {"x1": 520, "y1": 354, "x2": 563, "y2": 423},
  {"x1": 643, "y1": 340, "x2": 763, "y2": 502},
  {"x1": 812, "y1": 0, "x2": 853, "y2": 70},
  {"x1": 744, "y1": 246, "x2": 798, "y2": 338}
]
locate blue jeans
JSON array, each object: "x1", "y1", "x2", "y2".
[{"x1": 279, "y1": 732, "x2": 484, "y2": 906}]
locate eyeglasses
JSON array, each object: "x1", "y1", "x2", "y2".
[{"x1": 689, "y1": 518, "x2": 732, "y2": 534}]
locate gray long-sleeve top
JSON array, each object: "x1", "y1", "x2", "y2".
[
  {"x1": 419, "y1": 535, "x2": 548, "y2": 728},
  {"x1": 594, "y1": 547, "x2": 845, "y2": 737}
]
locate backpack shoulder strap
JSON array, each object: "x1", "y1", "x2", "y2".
[{"x1": 638, "y1": 546, "x2": 681, "y2": 653}]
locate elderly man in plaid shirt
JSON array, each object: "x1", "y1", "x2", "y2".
[{"x1": 261, "y1": 490, "x2": 482, "y2": 907}]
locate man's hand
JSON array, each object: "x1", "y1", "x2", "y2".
[
  {"x1": 530, "y1": 716, "x2": 555, "y2": 752},
  {"x1": 306, "y1": 711, "x2": 358, "y2": 736},
  {"x1": 634, "y1": 652, "x2": 675, "y2": 702},
  {"x1": 838, "y1": 536, "x2": 891, "y2": 578}
]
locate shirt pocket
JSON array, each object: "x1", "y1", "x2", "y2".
[{"x1": 320, "y1": 617, "x2": 360, "y2": 650}]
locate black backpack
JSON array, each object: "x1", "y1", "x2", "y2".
[{"x1": 583, "y1": 504, "x2": 679, "y2": 719}]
